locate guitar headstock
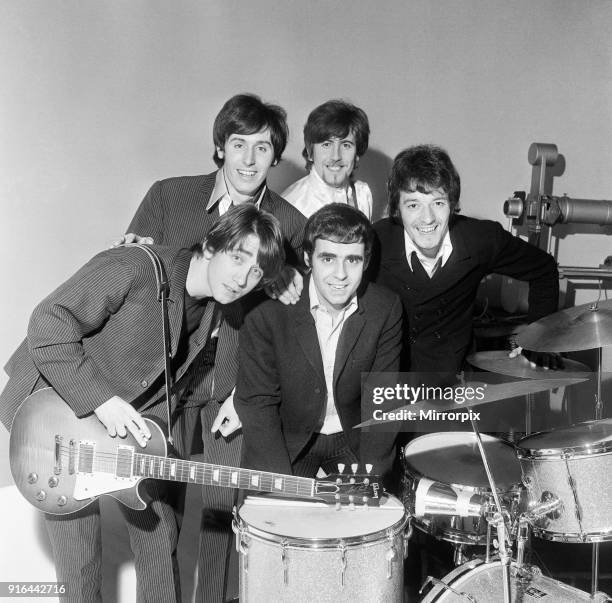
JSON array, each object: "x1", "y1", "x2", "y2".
[{"x1": 313, "y1": 464, "x2": 382, "y2": 507}]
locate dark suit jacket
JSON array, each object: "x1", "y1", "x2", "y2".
[
  {"x1": 0, "y1": 245, "x2": 240, "y2": 430},
  {"x1": 234, "y1": 277, "x2": 403, "y2": 482},
  {"x1": 372, "y1": 215, "x2": 559, "y2": 372},
  {"x1": 127, "y1": 171, "x2": 307, "y2": 267}
]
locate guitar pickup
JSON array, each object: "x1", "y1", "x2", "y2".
[{"x1": 54, "y1": 435, "x2": 63, "y2": 475}]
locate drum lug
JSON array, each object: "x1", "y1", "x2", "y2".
[
  {"x1": 338, "y1": 541, "x2": 347, "y2": 588},
  {"x1": 231, "y1": 517, "x2": 250, "y2": 573},
  {"x1": 402, "y1": 517, "x2": 413, "y2": 559},
  {"x1": 280, "y1": 539, "x2": 289, "y2": 586},
  {"x1": 385, "y1": 544, "x2": 397, "y2": 579}
]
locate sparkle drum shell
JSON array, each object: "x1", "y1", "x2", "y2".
[
  {"x1": 517, "y1": 418, "x2": 612, "y2": 542},
  {"x1": 402, "y1": 432, "x2": 524, "y2": 545},
  {"x1": 420, "y1": 558, "x2": 607, "y2": 602},
  {"x1": 234, "y1": 495, "x2": 407, "y2": 603}
]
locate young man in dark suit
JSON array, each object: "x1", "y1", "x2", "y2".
[
  {"x1": 371, "y1": 144, "x2": 561, "y2": 374},
  {"x1": 116, "y1": 93, "x2": 307, "y2": 601},
  {"x1": 0, "y1": 205, "x2": 284, "y2": 603},
  {"x1": 235, "y1": 204, "x2": 403, "y2": 486}
]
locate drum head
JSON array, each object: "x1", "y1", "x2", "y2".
[
  {"x1": 404, "y1": 432, "x2": 521, "y2": 490},
  {"x1": 518, "y1": 418, "x2": 612, "y2": 455},
  {"x1": 238, "y1": 494, "x2": 404, "y2": 541}
]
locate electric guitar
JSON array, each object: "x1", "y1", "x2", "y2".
[{"x1": 9, "y1": 388, "x2": 381, "y2": 515}]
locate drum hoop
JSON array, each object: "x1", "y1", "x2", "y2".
[
  {"x1": 517, "y1": 420, "x2": 612, "y2": 458},
  {"x1": 404, "y1": 464, "x2": 522, "y2": 495},
  {"x1": 412, "y1": 518, "x2": 488, "y2": 545},
  {"x1": 404, "y1": 433, "x2": 521, "y2": 492},
  {"x1": 530, "y1": 526, "x2": 612, "y2": 543},
  {"x1": 237, "y1": 514, "x2": 408, "y2": 550}
]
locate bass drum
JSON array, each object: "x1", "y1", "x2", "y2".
[
  {"x1": 234, "y1": 495, "x2": 407, "y2": 603},
  {"x1": 402, "y1": 432, "x2": 524, "y2": 545},
  {"x1": 420, "y1": 558, "x2": 607, "y2": 602}
]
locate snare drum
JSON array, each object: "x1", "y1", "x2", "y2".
[
  {"x1": 517, "y1": 418, "x2": 612, "y2": 542},
  {"x1": 234, "y1": 495, "x2": 407, "y2": 603},
  {"x1": 402, "y1": 432, "x2": 523, "y2": 545},
  {"x1": 420, "y1": 558, "x2": 607, "y2": 602}
]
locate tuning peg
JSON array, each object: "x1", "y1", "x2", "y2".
[
  {"x1": 366, "y1": 464, "x2": 373, "y2": 474},
  {"x1": 337, "y1": 463, "x2": 345, "y2": 474},
  {"x1": 351, "y1": 463, "x2": 358, "y2": 474}
]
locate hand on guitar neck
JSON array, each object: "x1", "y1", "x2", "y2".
[{"x1": 94, "y1": 396, "x2": 151, "y2": 447}]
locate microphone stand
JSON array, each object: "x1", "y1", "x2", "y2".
[{"x1": 470, "y1": 418, "x2": 512, "y2": 603}]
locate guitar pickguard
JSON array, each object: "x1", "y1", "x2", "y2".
[{"x1": 73, "y1": 472, "x2": 140, "y2": 500}]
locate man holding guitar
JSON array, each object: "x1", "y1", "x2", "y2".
[{"x1": 0, "y1": 205, "x2": 284, "y2": 603}]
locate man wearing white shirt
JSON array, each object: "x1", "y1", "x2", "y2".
[
  {"x1": 283, "y1": 100, "x2": 373, "y2": 220},
  {"x1": 235, "y1": 204, "x2": 402, "y2": 483}
]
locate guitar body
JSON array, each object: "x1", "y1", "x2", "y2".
[{"x1": 10, "y1": 388, "x2": 169, "y2": 515}]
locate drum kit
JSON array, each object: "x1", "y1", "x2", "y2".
[{"x1": 232, "y1": 300, "x2": 612, "y2": 602}]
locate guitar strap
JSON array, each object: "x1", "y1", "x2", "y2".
[{"x1": 121, "y1": 243, "x2": 175, "y2": 445}]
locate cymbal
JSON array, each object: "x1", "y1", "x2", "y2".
[
  {"x1": 517, "y1": 299, "x2": 612, "y2": 352},
  {"x1": 467, "y1": 350, "x2": 590, "y2": 379},
  {"x1": 356, "y1": 376, "x2": 587, "y2": 428}
]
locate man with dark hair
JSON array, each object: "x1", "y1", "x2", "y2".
[
  {"x1": 123, "y1": 93, "x2": 306, "y2": 295},
  {"x1": 0, "y1": 205, "x2": 284, "y2": 603},
  {"x1": 235, "y1": 203, "x2": 402, "y2": 484},
  {"x1": 114, "y1": 93, "x2": 306, "y2": 601},
  {"x1": 372, "y1": 144, "x2": 560, "y2": 373},
  {"x1": 283, "y1": 99, "x2": 373, "y2": 219}
]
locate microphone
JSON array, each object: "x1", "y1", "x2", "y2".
[{"x1": 414, "y1": 478, "x2": 485, "y2": 518}]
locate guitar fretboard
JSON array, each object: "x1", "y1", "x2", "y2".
[{"x1": 131, "y1": 453, "x2": 315, "y2": 498}]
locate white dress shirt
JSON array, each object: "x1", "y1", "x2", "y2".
[
  {"x1": 404, "y1": 230, "x2": 453, "y2": 277},
  {"x1": 283, "y1": 169, "x2": 373, "y2": 220},
  {"x1": 309, "y1": 278, "x2": 358, "y2": 434},
  {"x1": 206, "y1": 168, "x2": 266, "y2": 215}
]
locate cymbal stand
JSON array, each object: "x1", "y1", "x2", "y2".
[
  {"x1": 470, "y1": 419, "x2": 512, "y2": 603},
  {"x1": 592, "y1": 345, "x2": 604, "y2": 598}
]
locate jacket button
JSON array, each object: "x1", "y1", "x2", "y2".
[
  {"x1": 434, "y1": 332, "x2": 441, "y2": 340},
  {"x1": 314, "y1": 388, "x2": 321, "y2": 394},
  {"x1": 141, "y1": 380, "x2": 148, "y2": 388},
  {"x1": 408, "y1": 336, "x2": 416, "y2": 344},
  {"x1": 414, "y1": 314, "x2": 421, "y2": 320}
]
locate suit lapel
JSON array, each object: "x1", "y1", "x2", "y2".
[
  {"x1": 199, "y1": 171, "x2": 218, "y2": 214},
  {"x1": 293, "y1": 283, "x2": 325, "y2": 383},
  {"x1": 165, "y1": 251, "x2": 190, "y2": 356},
  {"x1": 211, "y1": 303, "x2": 241, "y2": 401},
  {"x1": 333, "y1": 306, "x2": 366, "y2": 382}
]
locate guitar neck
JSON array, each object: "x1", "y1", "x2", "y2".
[{"x1": 132, "y1": 453, "x2": 316, "y2": 498}]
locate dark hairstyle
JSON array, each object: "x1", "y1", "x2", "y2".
[
  {"x1": 387, "y1": 144, "x2": 461, "y2": 218},
  {"x1": 302, "y1": 100, "x2": 370, "y2": 170},
  {"x1": 212, "y1": 94, "x2": 289, "y2": 167},
  {"x1": 303, "y1": 203, "x2": 374, "y2": 267},
  {"x1": 194, "y1": 205, "x2": 285, "y2": 286}
]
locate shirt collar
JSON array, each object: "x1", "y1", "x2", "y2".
[
  {"x1": 308, "y1": 167, "x2": 353, "y2": 200},
  {"x1": 309, "y1": 276, "x2": 358, "y2": 316},
  {"x1": 404, "y1": 229, "x2": 453, "y2": 272},
  {"x1": 205, "y1": 167, "x2": 267, "y2": 213}
]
